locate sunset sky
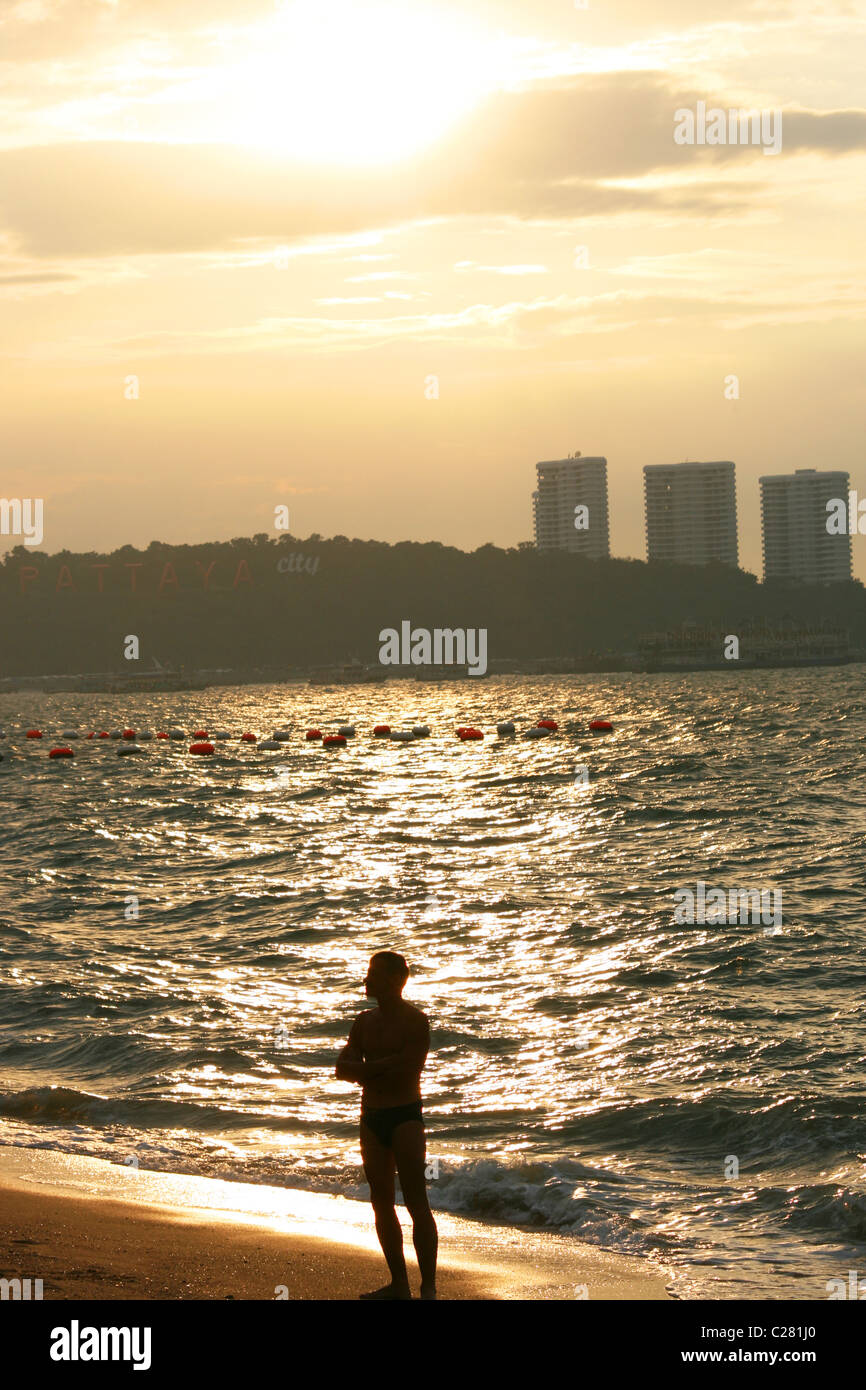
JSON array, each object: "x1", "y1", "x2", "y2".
[{"x1": 2, "y1": 0, "x2": 864, "y2": 576}]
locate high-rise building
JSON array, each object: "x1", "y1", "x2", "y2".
[
  {"x1": 759, "y1": 468, "x2": 852, "y2": 583},
  {"x1": 533, "y1": 454, "x2": 610, "y2": 557},
  {"x1": 644, "y1": 460, "x2": 738, "y2": 566}
]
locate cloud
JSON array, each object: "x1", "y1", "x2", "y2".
[
  {"x1": 0, "y1": 77, "x2": 863, "y2": 259},
  {"x1": 454, "y1": 262, "x2": 548, "y2": 274},
  {"x1": 0, "y1": 270, "x2": 76, "y2": 284}
]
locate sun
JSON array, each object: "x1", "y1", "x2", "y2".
[{"x1": 220, "y1": 0, "x2": 496, "y2": 165}]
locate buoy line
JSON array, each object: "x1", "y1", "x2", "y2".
[{"x1": 4, "y1": 716, "x2": 614, "y2": 760}]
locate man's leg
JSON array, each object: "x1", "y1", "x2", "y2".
[
  {"x1": 392, "y1": 1121, "x2": 438, "y2": 1299},
  {"x1": 360, "y1": 1120, "x2": 411, "y2": 1299}
]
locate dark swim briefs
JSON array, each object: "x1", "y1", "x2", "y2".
[{"x1": 361, "y1": 1101, "x2": 424, "y2": 1149}]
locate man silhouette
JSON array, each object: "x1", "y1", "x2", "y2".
[{"x1": 335, "y1": 951, "x2": 438, "y2": 1300}]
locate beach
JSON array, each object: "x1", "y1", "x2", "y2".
[{"x1": 0, "y1": 1147, "x2": 670, "y2": 1300}]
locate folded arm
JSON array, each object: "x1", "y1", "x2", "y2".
[
  {"x1": 334, "y1": 1016, "x2": 429, "y2": 1086},
  {"x1": 335, "y1": 1047, "x2": 405, "y2": 1085}
]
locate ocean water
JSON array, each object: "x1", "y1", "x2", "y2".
[{"x1": 1, "y1": 671, "x2": 865, "y2": 1300}]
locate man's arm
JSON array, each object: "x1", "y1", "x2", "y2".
[
  {"x1": 335, "y1": 1015, "x2": 366, "y2": 1083},
  {"x1": 381, "y1": 1013, "x2": 429, "y2": 1080},
  {"x1": 335, "y1": 1016, "x2": 399, "y2": 1085},
  {"x1": 334, "y1": 1013, "x2": 429, "y2": 1086}
]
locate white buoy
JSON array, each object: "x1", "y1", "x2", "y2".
[
  {"x1": 117, "y1": 744, "x2": 145, "y2": 756},
  {"x1": 212, "y1": 731, "x2": 230, "y2": 740},
  {"x1": 259, "y1": 738, "x2": 282, "y2": 749},
  {"x1": 137, "y1": 730, "x2": 154, "y2": 740},
  {"x1": 61, "y1": 730, "x2": 79, "y2": 739},
  {"x1": 390, "y1": 730, "x2": 415, "y2": 741},
  {"x1": 412, "y1": 725, "x2": 430, "y2": 737},
  {"x1": 273, "y1": 730, "x2": 292, "y2": 741},
  {"x1": 338, "y1": 725, "x2": 356, "y2": 737},
  {"x1": 110, "y1": 730, "x2": 123, "y2": 739},
  {"x1": 497, "y1": 721, "x2": 515, "y2": 736},
  {"x1": 169, "y1": 728, "x2": 185, "y2": 740},
  {"x1": 526, "y1": 726, "x2": 549, "y2": 739}
]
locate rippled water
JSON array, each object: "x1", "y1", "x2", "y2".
[{"x1": 2, "y1": 671, "x2": 866, "y2": 1299}]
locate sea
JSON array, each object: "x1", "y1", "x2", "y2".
[{"x1": 2, "y1": 670, "x2": 865, "y2": 1301}]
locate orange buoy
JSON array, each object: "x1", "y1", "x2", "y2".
[
  {"x1": 537, "y1": 719, "x2": 558, "y2": 732},
  {"x1": 97, "y1": 731, "x2": 110, "y2": 739},
  {"x1": 189, "y1": 741, "x2": 215, "y2": 755},
  {"x1": 305, "y1": 729, "x2": 322, "y2": 740},
  {"x1": 192, "y1": 729, "x2": 208, "y2": 740},
  {"x1": 122, "y1": 729, "x2": 135, "y2": 740},
  {"x1": 26, "y1": 730, "x2": 42, "y2": 738},
  {"x1": 157, "y1": 731, "x2": 169, "y2": 739},
  {"x1": 323, "y1": 734, "x2": 347, "y2": 747},
  {"x1": 49, "y1": 746, "x2": 74, "y2": 758},
  {"x1": 589, "y1": 719, "x2": 613, "y2": 732},
  {"x1": 373, "y1": 725, "x2": 391, "y2": 737},
  {"x1": 459, "y1": 728, "x2": 483, "y2": 740},
  {"x1": 240, "y1": 732, "x2": 257, "y2": 743}
]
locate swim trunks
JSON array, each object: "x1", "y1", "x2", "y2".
[{"x1": 361, "y1": 1100, "x2": 424, "y2": 1148}]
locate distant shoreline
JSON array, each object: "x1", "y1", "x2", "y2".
[{"x1": 0, "y1": 657, "x2": 862, "y2": 694}]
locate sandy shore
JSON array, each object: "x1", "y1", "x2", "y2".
[{"x1": 0, "y1": 1147, "x2": 671, "y2": 1300}]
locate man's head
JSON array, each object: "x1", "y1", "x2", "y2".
[{"x1": 365, "y1": 951, "x2": 409, "y2": 1002}]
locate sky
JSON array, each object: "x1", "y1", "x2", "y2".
[{"x1": 1, "y1": 0, "x2": 864, "y2": 577}]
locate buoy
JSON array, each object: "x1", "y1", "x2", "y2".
[
  {"x1": 137, "y1": 730, "x2": 154, "y2": 740},
  {"x1": 526, "y1": 726, "x2": 549, "y2": 739},
  {"x1": 110, "y1": 730, "x2": 123, "y2": 739},
  {"x1": 25, "y1": 730, "x2": 42, "y2": 739},
  {"x1": 537, "y1": 719, "x2": 558, "y2": 732},
  {"x1": 589, "y1": 719, "x2": 613, "y2": 732},
  {"x1": 305, "y1": 729, "x2": 323, "y2": 740},
  {"x1": 373, "y1": 725, "x2": 391, "y2": 737},
  {"x1": 157, "y1": 732, "x2": 169, "y2": 739},
  {"x1": 192, "y1": 730, "x2": 208, "y2": 740},
  {"x1": 117, "y1": 744, "x2": 144, "y2": 756},
  {"x1": 190, "y1": 742, "x2": 214, "y2": 755},
  {"x1": 49, "y1": 746, "x2": 74, "y2": 758},
  {"x1": 213, "y1": 731, "x2": 230, "y2": 740},
  {"x1": 412, "y1": 725, "x2": 430, "y2": 737},
  {"x1": 459, "y1": 728, "x2": 483, "y2": 740},
  {"x1": 97, "y1": 732, "x2": 110, "y2": 739},
  {"x1": 456, "y1": 727, "x2": 467, "y2": 736},
  {"x1": 61, "y1": 730, "x2": 79, "y2": 740},
  {"x1": 122, "y1": 729, "x2": 135, "y2": 740},
  {"x1": 323, "y1": 734, "x2": 347, "y2": 748},
  {"x1": 338, "y1": 725, "x2": 356, "y2": 738},
  {"x1": 168, "y1": 729, "x2": 185, "y2": 740},
  {"x1": 273, "y1": 731, "x2": 292, "y2": 741},
  {"x1": 497, "y1": 721, "x2": 515, "y2": 736},
  {"x1": 240, "y1": 733, "x2": 257, "y2": 743},
  {"x1": 259, "y1": 738, "x2": 281, "y2": 750},
  {"x1": 390, "y1": 730, "x2": 415, "y2": 741}
]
